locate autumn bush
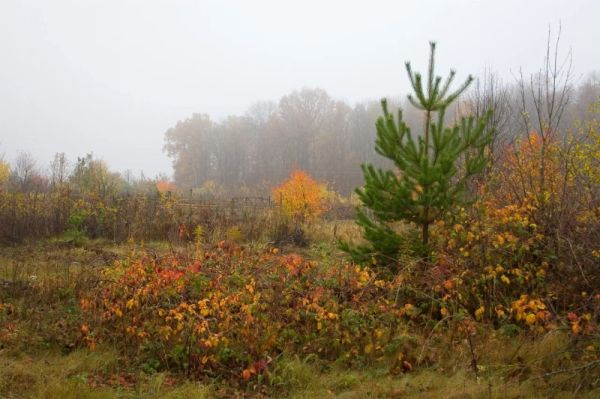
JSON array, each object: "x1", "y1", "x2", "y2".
[
  {"x1": 272, "y1": 170, "x2": 329, "y2": 223},
  {"x1": 79, "y1": 241, "x2": 427, "y2": 382},
  {"x1": 386, "y1": 112, "x2": 600, "y2": 339},
  {"x1": 78, "y1": 238, "x2": 600, "y2": 390}
]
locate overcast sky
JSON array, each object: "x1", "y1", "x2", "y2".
[{"x1": 1, "y1": 0, "x2": 598, "y2": 177}]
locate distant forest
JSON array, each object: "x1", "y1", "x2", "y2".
[
  {"x1": 2, "y1": 74, "x2": 599, "y2": 199},
  {"x1": 164, "y1": 72, "x2": 600, "y2": 195}
]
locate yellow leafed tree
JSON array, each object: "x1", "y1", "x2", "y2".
[
  {"x1": 0, "y1": 161, "x2": 10, "y2": 188},
  {"x1": 272, "y1": 170, "x2": 327, "y2": 222}
]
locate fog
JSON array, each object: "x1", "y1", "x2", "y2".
[{"x1": 1, "y1": 0, "x2": 599, "y2": 177}]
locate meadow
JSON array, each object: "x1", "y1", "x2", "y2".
[
  {"x1": 0, "y1": 210, "x2": 598, "y2": 398},
  {"x1": 1, "y1": 36, "x2": 599, "y2": 399}
]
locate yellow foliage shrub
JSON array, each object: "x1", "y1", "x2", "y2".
[{"x1": 272, "y1": 170, "x2": 328, "y2": 222}]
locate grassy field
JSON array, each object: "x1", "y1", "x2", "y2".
[{"x1": 0, "y1": 240, "x2": 598, "y2": 398}]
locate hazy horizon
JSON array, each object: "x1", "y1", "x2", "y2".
[{"x1": 1, "y1": 0, "x2": 599, "y2": 178}]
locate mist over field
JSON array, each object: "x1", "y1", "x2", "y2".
[
  {"x1": 2, "y1": 2, "x2": 600, "y2": 398},
  {"x1": 1, "y1": 0, "x2": 599, "y2": 178}
]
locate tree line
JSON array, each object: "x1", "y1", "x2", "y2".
[
  {"x1": 163, "y1": 72, "x2": 599, "y2": 196},
  {"x1": 0, "y1": 50, "x2": 598, "y2": 199}
]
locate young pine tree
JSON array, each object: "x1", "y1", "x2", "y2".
[{"x1": 341, "y1": 43, "x2": 493, "y2": 265}]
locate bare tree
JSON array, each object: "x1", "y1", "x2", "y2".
[
  {"x1": 49, "y1": 152, "x2": 69, "y2": 188},
  {"x1": 467, "y1": 70, "x2": 514, "y2": 163},
  {"x1": 12, "y1": 151, "x2": 38, "y2": 192},
  {"x1": 515, "y1": 25, "x2": 572, "y2": 197}
]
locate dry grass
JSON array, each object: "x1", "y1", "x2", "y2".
[
  {"x1": 2, "y1": 349, "x2": 598, "y2": 398},
  {"x1": 304, "y1": 220, "x2": 362, "y2": 245},
  {"x1": 0, "y1": 240, "x2": 598, "y2": 398},
  {"x1": 265, "y1": 330, "x2": 600, "y2": 399},
  {"x1": 0, "y1": 349, "x2": 212, "y2": 399}
]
